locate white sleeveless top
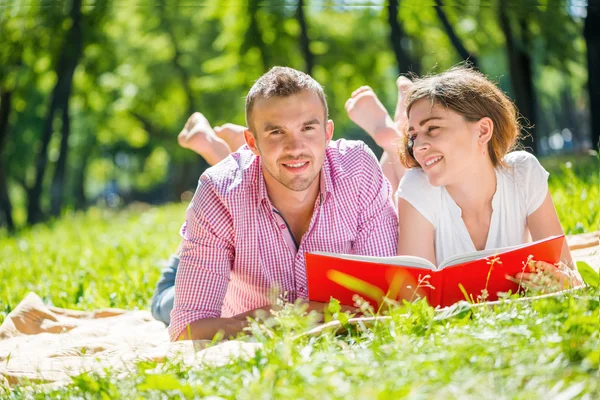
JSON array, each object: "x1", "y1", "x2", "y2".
[{"x1": 396, "y1": 151, "x2": 549, "y2": 265}]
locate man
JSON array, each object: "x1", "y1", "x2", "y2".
[{"x1": 166, "y1": 67, "x2": 398, "y2": 341}]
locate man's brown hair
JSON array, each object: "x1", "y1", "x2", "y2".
[
  {"x1": 398, "y1": 66, "x2": 523, "y2": 169},
  {"x1": 245, "y1": 66, "x2": 328, "y2": 132}
]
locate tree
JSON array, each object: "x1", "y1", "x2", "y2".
[
  {"x1": 585, "y1": 0, "x2": 600, "y2": 150},
  {"x1": 387, "y1": 0, "x2": 421, "y2": 74},
  {"x1": 27, "y1": 0, "x2": 84, "y2": 223},
  {"x1": 433, "y1": 0, "x2": 479, "y2": 68},
  {"x1": 499, "y1": 0, "x2": 538, "y2": 153},
  {"x1": 0, "y1": 90, "x2": 14, "y2": 231},
  {"x1": 296, "y1": 0, "x2": 315, "y2": 76},
  {"x1": 387, "y1": 0, "x2": 420, "y2": 74},
  {"x1": 246, "y1": 0, "x2": 271, "y2": 73}
]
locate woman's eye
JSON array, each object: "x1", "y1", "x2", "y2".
[
  {"x1": 427, "y1": 126, "x2": 439, "y2": 133},
  {"x1": 407, "y1": 135, "x2": 415, "y2": 156}
]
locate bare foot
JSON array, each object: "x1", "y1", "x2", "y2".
[
  {"x1": 393, "y1": 76, "x2": 413, "y2": 132},
  {"x1": 345, "y1": 86, "x2": 399, "y2": 149},
  {"x1": 214, "y1": 123, "x2": 247, "y2": 151},
  {"x1": 178, "y1": 112, "x2": 231, "y2": 166}
]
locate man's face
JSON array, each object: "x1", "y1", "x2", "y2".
[{"x1": 245, "y1": 91, "x2": 334, "y2": 195}]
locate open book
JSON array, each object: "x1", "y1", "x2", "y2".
[{"x1": 305, "y1": 235, "x2": 565, "y2": 308}]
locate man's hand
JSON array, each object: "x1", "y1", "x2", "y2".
[
  {"x1": 231, "y1": 305, "x2": 277, "y2": 321},
  {"x1": 303, "y1": 300, "x2": 361, "y2": 317}
]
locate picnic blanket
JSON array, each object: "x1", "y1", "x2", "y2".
[{"x1": 1, "y1": 232, "x2": 598, "y2": 389}]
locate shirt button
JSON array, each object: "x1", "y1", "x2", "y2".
[{"x1": 280, "y1": 224, "x2": 286, "y2": 229}]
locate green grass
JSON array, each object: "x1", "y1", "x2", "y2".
[
  {"x1": 1, "y1": 155, "x2": 599, "y2": 398},
  {"x1": 544, "y1": 152, "x2": 600, "y2": 235}
]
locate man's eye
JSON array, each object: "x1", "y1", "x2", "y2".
[
  {"x1": 270, "y1": 130, "x2": 282, "y2": 135},
  {"x1": 303, "y1": 126, "x2": 315, "y2": 131}
]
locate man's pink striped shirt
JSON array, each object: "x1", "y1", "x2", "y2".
[{"x1": 169, "y1": 139, "x2": 398, "y2": 341}]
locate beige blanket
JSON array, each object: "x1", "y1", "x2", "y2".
[{"x1": 1, "y1": 232, "x2": 598, "y2": 389}]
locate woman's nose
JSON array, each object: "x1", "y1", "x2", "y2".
[{"x1": 414, "y1": 135, "x2": 430, "y2": 152}]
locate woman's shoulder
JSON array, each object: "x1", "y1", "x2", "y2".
[
  {"x1": 503, "y1": 150, "x2": 539, "y2": 166},
  {"x1": 396, "y1": 168, "x2": 442, "y2": 225},
  {"x1": 500, "y1": 151, "x2": 549, "y2": 214},
  {"x1": 501, "y1": 151, "x2": 547, "y2": 179},
  {"x1": 398, "y1": 168, "x2": 439, "y2": 193}
]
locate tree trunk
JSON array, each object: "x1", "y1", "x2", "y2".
[
  {"x1": 387, "y1": 0, "x2": 420, "y2": 74},
  {"x1": 296, "y1": 0, "x2": 314, "y2": 76},
  {"x1": 248, "y1": 0, "x2": 270, "y2": 73},
  {"x1": 499, "y1": 3, "x2": 538, "y2": 153},
  {"x1": 158, "y1": 0, "x2": 196, "y2": 116},
  {"x1": 27, "y1": 0, "x2": 84, "y2": 224},
  {"x1": 433, "y1": 0, "x2": 479, "y2": 68},
  {"x1": 585, "y1": 0, "x2": 600, "y2": 151},
  {"x1": 50, "y1": 101, "x2": 71, "y2": 216},
  {"x1": 72, "y1": 134, "x2": 95, "y2": 210},
  {"x1": 0, "y1": 90, "x2": 14, "y2": 231}
]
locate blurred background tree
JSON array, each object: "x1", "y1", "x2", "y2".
[{"x1": 0, "y1": 0, "x2": 596, "y2": 231}]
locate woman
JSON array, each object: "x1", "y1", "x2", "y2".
[{"x1": 395, "y1": 66, "x2": 581, "y2": 290}]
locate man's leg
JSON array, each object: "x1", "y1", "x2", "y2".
[
  {"x1": 152, "y1": 113, "x2": 244, "y2": 325},
  {"x1": 214, "y1": 123, "x2": 247, "y2": 152},
  {"x1": 178, "y1": 112, "x2": 232, "y2": 165},
  {"x1": 151, "y1": 255, "x2": 179, "y2": 326},
  {"x1": 178, "y1": 112, "x2": 248, "y2": 165}
]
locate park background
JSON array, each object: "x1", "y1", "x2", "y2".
[
  {"x1": 0, "y1": 1, "x2": 599, "y2": 397},
  {"x1": 0, "y1": 0, "x2": 599, "y2": 231}
]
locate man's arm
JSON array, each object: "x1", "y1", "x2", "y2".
[
  {"x1": 352, "y1": 145, "x2": 399, "y2": 257},
  {"x1": 177, "y1": 303, "x2": 340, "y2": 340},
  {"x1": 168, "y1": 176, "x2": 237, "y2": 341},
  {"x1": 176, "y1": 318, "x2": 247, "y2": 341}
]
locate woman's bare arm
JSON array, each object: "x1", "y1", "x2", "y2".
[{"x1": 397, "y1": 198, "x2": 436, "y2": 264}]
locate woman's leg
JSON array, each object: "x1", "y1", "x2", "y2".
[{"x1": 344, "y1": 77, "x2": 413, "y2": 193}]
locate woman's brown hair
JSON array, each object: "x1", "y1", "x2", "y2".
[{"x1": 398, "y1": 66, "x2": 523, "y2": 169}]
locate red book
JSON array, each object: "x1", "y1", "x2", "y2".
[{"x1": 305, "y1": 235, "x2": 565, "y2": 309}]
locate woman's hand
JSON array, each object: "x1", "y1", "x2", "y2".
[{"x1": 515, "y1": 260, "x2": 582, "y2": 293}]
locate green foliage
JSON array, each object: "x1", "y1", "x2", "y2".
[
  {"x1": 577, "y1": 261, "x2": 599, "y2": 288},
  {"x1": 1, "y1": 0, "x2": 593, "y2": 229},
  {"x1": 543, "y1": 153, "x2": 600, "y2": 234}
]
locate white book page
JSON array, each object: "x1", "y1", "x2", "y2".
[
  {"x1": 438, "y1": 235, "x2": 562, "y2": 269},
  {"x1": 310, "y1": 252, "x2": 437, "y2": 270}
]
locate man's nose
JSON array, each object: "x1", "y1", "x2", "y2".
[{"x1": 284, "y1": 131, "x2": 305, "y2": 153}]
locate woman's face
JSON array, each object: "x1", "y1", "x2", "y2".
[{"x1": 407, "y1": 99, "x2": 489, "y2": 187}]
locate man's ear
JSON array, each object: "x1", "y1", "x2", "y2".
[
  {"x1": 477, "y1": 117, "x2": 493, "y2": 146},
  {"x1": 325, "y1": 119, "x2": 334, "y2": 145},
  {"x1": 244, "y1": 129, "x2": 260, "y2": 156}
]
